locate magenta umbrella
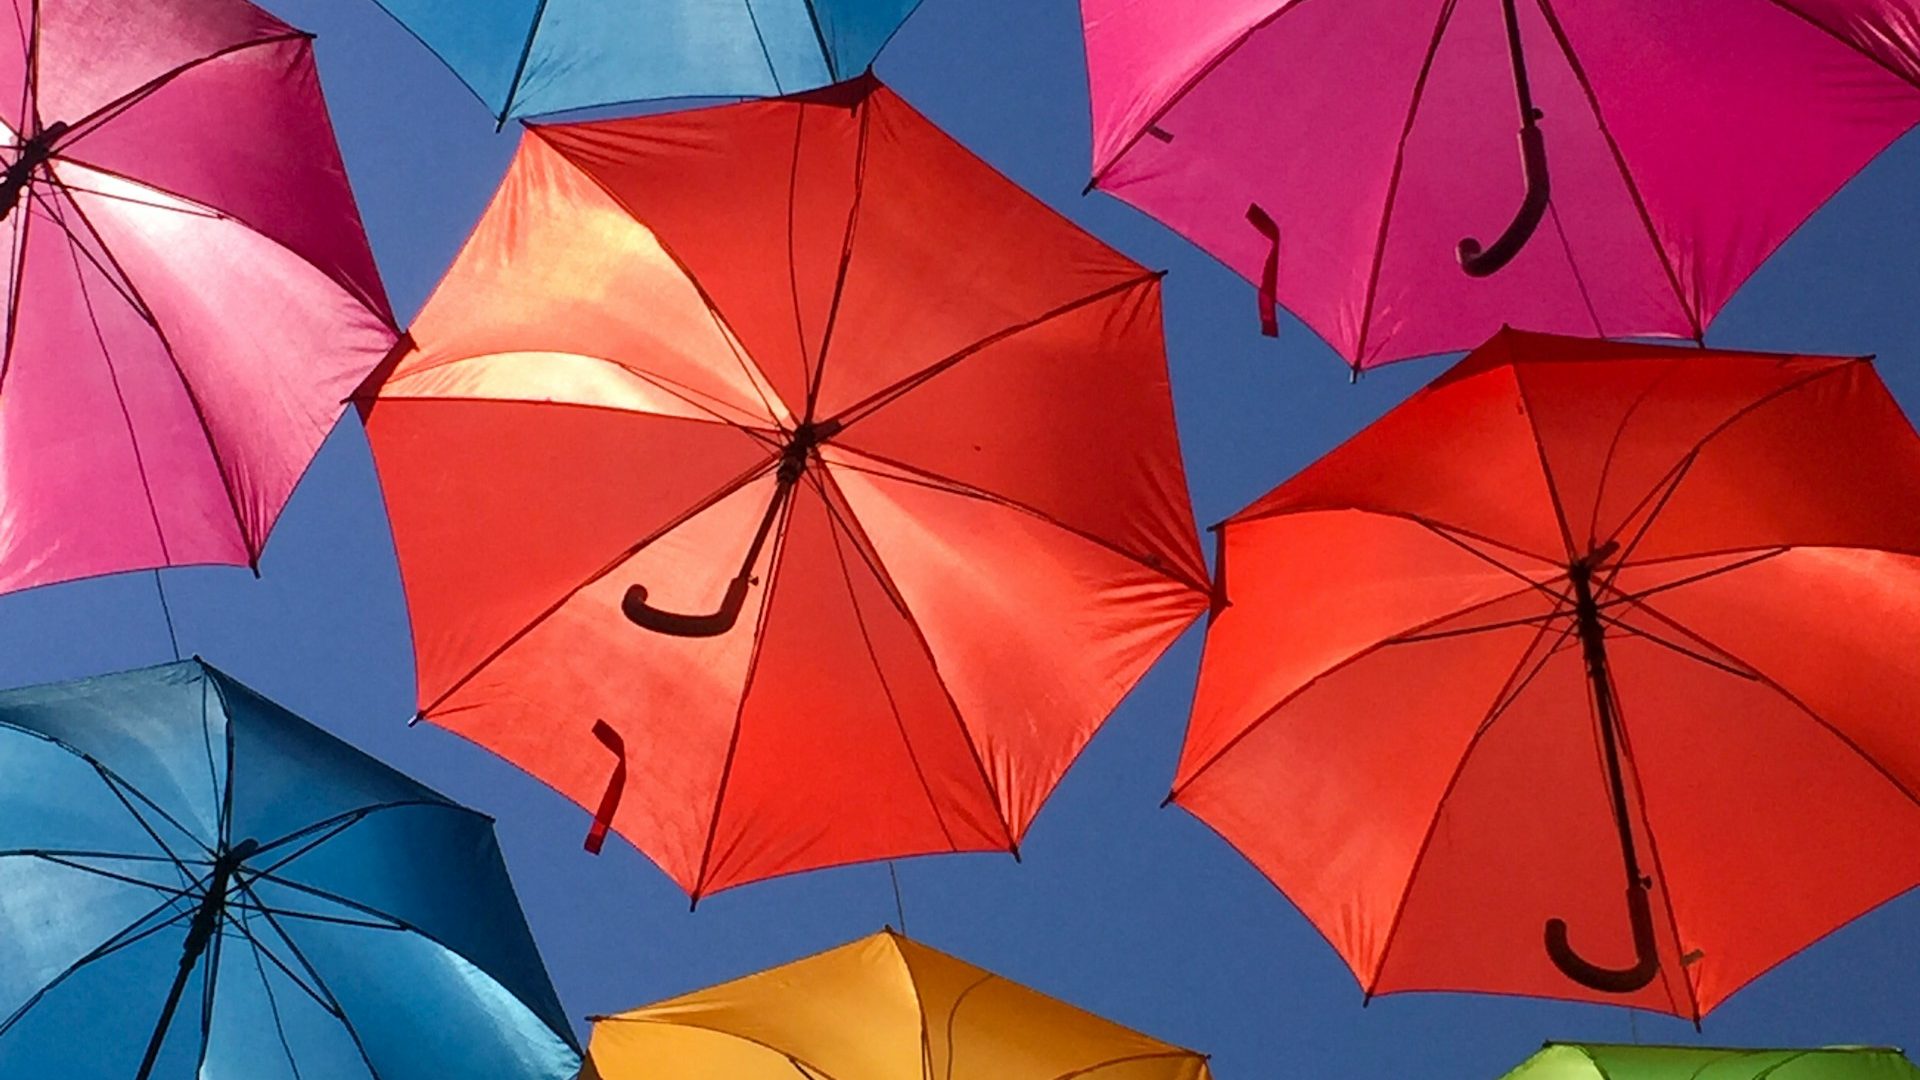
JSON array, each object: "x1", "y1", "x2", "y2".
[
  {"x1": 1081, "y1": 0, "x2": 1920, "y2": 370},
  {"x1": 0, "y1": 0, "x2": 395, "y2": 594}
]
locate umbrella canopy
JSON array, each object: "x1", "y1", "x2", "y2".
[
  {"x1": 0, "y1": 0, "x2": 396, "y2": 595},
  {"x1": 1174, "y1": 328, "x2": 1920, "y2": 1019},
  {"x1": 584, "y1": 930, "x2": 1212, "y2": 1079},
  {"x1": 1079, "y1": 0, "x2": 1920, "y2": 369},
  {"x1": 357, "y1": 74, "x2": 1209, "y2": 901},
  {"x1": 371, "y1": 0, "x2": 925, "y2": 123},
  {"x1": 0, "y1": 659, "x2": 579, "y2": 1079},
  {"x1": 1500, "y1": 1043, "x2": 1920, "y2": 1079}
]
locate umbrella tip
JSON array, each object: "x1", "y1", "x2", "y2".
[
  {"x1": 1081, "y1": 177, "x2": 1098, "y2": 196},
  {"x1": 1159, "y1": 791, "x2": 1176, "y2": 808},
  {"x1": 406, "y1": 711, "x2": 424, "y2": 728}
]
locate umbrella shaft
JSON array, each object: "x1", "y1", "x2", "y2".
[
  {"x1": 1497, "y1": 0, "x2": 1540, "y2": 125},
  {"x1": 134, "y1": 847, "x2": 246, "y2": 1080},
  {"x1": 1569, "y1": 565, "x2": 1644, "y2": 886}
]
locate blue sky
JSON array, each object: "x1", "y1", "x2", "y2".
[{"x1": 7, "y1": 2, "x2": 1919, "y2": 1077}]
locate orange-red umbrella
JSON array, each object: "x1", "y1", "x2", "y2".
[
  {"x1": 357, "y1": 76, "x2": 1208, "y2": 902},
  {"x1": 1175, "y1": 329, "x2": 1920, "y2": 1021}
]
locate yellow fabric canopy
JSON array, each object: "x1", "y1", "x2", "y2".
[{"x1": 584, "y1": 930, "x2": 1212, "y2": 1079}]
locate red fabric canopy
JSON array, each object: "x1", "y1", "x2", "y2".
[
  {"x1": 359, "y1": 76, "x2": 1208, "y2": 900},
  {"x1": 1178, "y1": 329, "x2": 1920, "y2": 1019}
]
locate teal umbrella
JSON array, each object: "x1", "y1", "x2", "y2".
[
  {"x1": 0, "y1": 660, "x2": 580, "y2": 1079},
  {"x1": 1501, "y1": 1043, "x2": 1920, "y2": 1079},
  {"x1": 372, "y1": 0, "x2": 925, "y2": 123}
]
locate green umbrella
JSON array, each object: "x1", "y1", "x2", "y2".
[{"x1": 1501, "y1": 1044, "x2": 1920, "y2": 1079}]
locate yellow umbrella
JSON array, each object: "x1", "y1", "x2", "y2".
[{"x1": 584, "y1": 931, "x2": 1213, "y2": 1079}]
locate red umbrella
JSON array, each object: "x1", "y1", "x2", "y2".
[
  {"x1": 357, "y1": 76, "x2": 1209, "y2": 901},
  {"x1": 1175, "y1": 329, "x2": 1920, "y2": 1019}
]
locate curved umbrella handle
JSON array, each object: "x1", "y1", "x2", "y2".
[
  {"x1": 1544, "y1": 878, "x2": 1660, "y2": 993},
  {"x1": 1458, "y1": 122, "x2": 1550, "y2": 277},
  {"x1": 620, "y1": 573, "x2": 752, "y2": 638}
]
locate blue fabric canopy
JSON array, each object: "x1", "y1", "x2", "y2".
[
  {"x1": 0, "y1": 660, "x2": 580, "y2": 1080},
  {"x1": 374, "y1": 0, "x2": 924, "y2": 121}
]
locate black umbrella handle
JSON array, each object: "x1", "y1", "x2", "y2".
[
  {"x1": 1545, "y1": 878, "x2": 1660, "y2": 993},
  {"x1": 1458, "y1": 0, "x2": 1550, "y2": 277},
  {"x1": 620, "y1": 574, "x2": 754, "y2": 639},
  {"x1": 1457, "y1": 124, "x2": 1550, "y2": 277},
  {"x1": 620, "y1": 423, "x2": 832, "y2": 638}
]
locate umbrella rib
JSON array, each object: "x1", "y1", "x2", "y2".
[
  {"x1": 940, "y1": 974, "x2": 996, "y2": 1080},
  {"x1": 1530, "y1": 0, "x2": 1701, "y2": 340},
  {"x1": 50, "y1": 184, "x2": 264, "y2": 565},
  {"x1": 238, "y1": 871, "x2": 412, "y2": 934},
  {"x1": 229, "y1": 888, "x2": 388, "y2": 1080},
  {"x1": 1759, "y1": 0, "x2": 1920, "y2": 91},
  {"x1": 229, "y1": 899, "x2": 404, "y2": 933},
  {"x1": 36, "y1": 177, "x2": 224, "y2": 219},
  {"x1": 799, "y1": 0, "x2": 836, "y2": 80},
  {"x1": 825, "y1": 271, "x2": 1164, "y2": 430},
  {"x1": 496, "y1": 0, "x2": 552, "y2": 126},
  {"x1": 812, "y1": 469, "x2": 1018, "y2": 853},
  {"x1": 1602, "y1": 547, "x2": 1789, "y2": 612},
  {"x1": 1509, "y1": 367, "x2": 1580, "y2": 559},
  {"x1": 44, "y1": 186, "x2": 175, "y2": 564},
  {"x1": 1354, "y1": 0, "x2": 1459, "y2": 366},
  {"x1": 1596, "y1": 614, "x2": 1758, "y2": 682},
  {"x1": 1225, "y1": 503, "x2": 1562, "y2": 571},
  {"x1": 1626, "y1": 595, "x2": 1920, "y2": 816},
  {"x1": 0, "y1": 891, "x2": 204, "y2": 1038},
  {"x1": 741, "y1": 0, "x2": 787, "y2": 94},
  {"x1": 1583, "y1": 362, "x2": 1689, "y2": 546},
  {"x1": 803, "y1": 96, "x2": 873, "y2": 416},
  {"x1": 1171, "y1": 576, "x2": 1560, "y2": 804},
  {"x1": 532, "y1": 127, "x2": 791, "y2": 426},
  {"x1": 12, "y1": 0, "x2": 32, "y2": 133},
  {"x1": 366, "y1": 388, "x2": 783, "y2": 451},
  {"x1": 92, "y1": 763, "x2": 209, "y2": 868},
  {"x1": 0, "y1": 179, "x2": 33, "y2": 391},
  {"x1": 786, "y1": 106, "x2": 814, "y2": 386},
  {"x1": 690, "y1": 494, "x2": 799, "y2": 902},
  {"x1": 59, "y1": 32, "x2": 314, "y2": 145},
  {"x1": 1596, "y1": 362, "x2": 1863, "y2": 584},
  {"x1": 237, "y1": 908, "x2": 309, "y2": 1080},
  {"x1": 1363, "y1": 613, "x2": 1580, "y2": 997},
  {"x1": 26, "y1": 186, "x2": 157, "y2": 325},
  {"x1": 811, "y1": 472, "x2": 961, "y2": 850},
  {"x1": 601, "y1": 1017, "x2": 846, "y2": 1080},
  {"x1": 225, "y1": 905, "x2": 340, "y2": 1019},
  {"x1": 249, "y1": 799, "x2": 480, "y2": 870},
  {"x1": 417, "y1": 454, "x2": 778, "y2": 717},
  {"x1": 824, "y1": 444, "x2": 1211, "y2": 595},
  {"x1": 20, "y1": 852, "x2": 200, "y2": 898},
  {"x1": 1086, "y1": 0, "x2": 1332, "y2": 184},
  {"x1": 1048, "y1": 1050, "x2": 1211, "y2": 1080}
]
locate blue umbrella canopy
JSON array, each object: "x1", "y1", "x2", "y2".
[
  {"x1": 373, "y1": 0, "x2": 925, "y2": 122},
  {"x1": 0, "y1": 660, "x2": 580, "y2": 1080}
]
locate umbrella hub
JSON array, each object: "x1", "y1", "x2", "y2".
[
  {"x1": 185, "y1": 837, "x2": 260, "y2": 957},
  {"x1": 0, "y1": 121, "x2": 68, "y2": 222},
  {"x1": 778, "y1": 418, "x2": 840, "y2": 483}
]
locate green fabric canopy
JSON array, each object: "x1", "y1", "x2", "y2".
[{"x1": 1501, "y1": 1044, "x2": 1920, "y2": 1079}]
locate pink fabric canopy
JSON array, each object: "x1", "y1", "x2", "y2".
[
  {"x1": 1082, "y1": 0, "x2": 1920, "y2": 369},
  {"x1": 0, "y1": 0, "x2": 395, "y2": 594}
]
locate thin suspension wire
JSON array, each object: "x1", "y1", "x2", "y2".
[
  {"x1": 154, "y1": 570, "x2": 181, "y2": 661},
  {"x1": 888, "y1": 861, "x2": 908, "y2": 935}
]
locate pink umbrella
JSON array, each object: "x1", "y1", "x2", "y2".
[
  {"x1": 0, "y1": 0, "x2": 395, "y2": 594},
  {"x1": 1081, "y1": 0, "x2": 1920, "y2": 370}
]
